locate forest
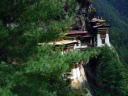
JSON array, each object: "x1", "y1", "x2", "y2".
[{"x1": 0, "y1": 0, "x2": 128, "y2": 96}]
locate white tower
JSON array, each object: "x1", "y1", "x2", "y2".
[
  {"x1": 96, "y1": 28, "x2": 111, "y2": 47},
  {"x1": 97, "y1": 34, "x2": 103, "y2": 47},
  {"x1": 105, "y1": 33, "x2": 111, "y2": 47}
]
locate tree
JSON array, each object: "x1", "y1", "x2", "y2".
[
  {"x1": 0, "y1": 0, "x2": 73, "y2": 62},
  {"x1": 95, "y1": 47, "x2": 128, "y2": 96},
  {"x1": 0, "y1": 0, "x2": 90, "y2": 96}
]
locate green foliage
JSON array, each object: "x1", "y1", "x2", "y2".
[
  {"x1": 0, "y1": 0, "x2": 79, "y2": 95},
  {"x1": 0, "y1": 44, "x2": 99, "y2": 96},
  {"x1": 0, "y1": 0, "x2": 75, "y2": 61},
  {"x1": 0, "y1": 0, "x2": 128, "y2": 96},
  {"x1": 92, "y1": 47, "x2": 128, "y2": 96}
]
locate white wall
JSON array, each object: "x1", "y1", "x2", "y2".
[
  {"x1": 97, "y1": 34, "x2": 102, "y2": 47},
  {"x1": 97, "y1": 33, "x2": 111, "y2": 47},
  {"x1": 105, "y1": 33, "x2": 111, "y2": 47}
]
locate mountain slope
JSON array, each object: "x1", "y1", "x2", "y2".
[
  {"x1": 92, "y1": 0, "x2": 128, "y2": 65},
  {"x1": 107, "y1": 0, "x2": 128, "y2": 18},
  {"x1": 92, "y1": 0, "x2": 128, "y2": 31}
]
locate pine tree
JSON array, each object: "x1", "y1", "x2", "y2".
[
  {"x1": 95, "y1": 47, "x2": 128, "y2": 96},
  {"x1": 0, "y1": 0, "x2": 74, "y2": 62}
]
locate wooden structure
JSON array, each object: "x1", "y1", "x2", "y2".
[{"x1": 66, "y1": 30, "x2": 93, "y2": 49}]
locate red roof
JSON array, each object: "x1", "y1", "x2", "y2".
[
  {"x1": 66, "y1": 30, "x2": 87, "y2": 36},
  {"x1": 83, "y1": 34, "x2": 93, "y2": 38}
]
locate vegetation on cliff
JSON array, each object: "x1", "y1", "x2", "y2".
[
  {"x1": 89, "y1": 47, "x2": 128, "y2": 96},
  {"x1": 0, "y1": 0, "x2": 128, "y2": 96},
  {"x1": 0, "y1": 44, "x2": 99, "y2": 96}
]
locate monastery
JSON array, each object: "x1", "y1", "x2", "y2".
[
  {"x1": 45, "y1": 1, "x2": 111, "y2": 54},
  {"x1": 38, "y1": 0, "x2": 111, "y2": 91}
]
